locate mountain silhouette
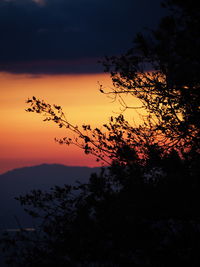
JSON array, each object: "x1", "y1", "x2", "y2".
[{"x1": 0, "y1": 164, "x2": 99, "y2": 229}]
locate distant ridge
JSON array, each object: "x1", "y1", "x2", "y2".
[
  {"x1": 0, "y1": 163, "x2": 99, "y2": 187},
  {"x1": 1, "y1": 163, "x2": 99, "y2": 176},
  {"x1": 0, "y1": 164, "x2": 100, "y2": 229}
]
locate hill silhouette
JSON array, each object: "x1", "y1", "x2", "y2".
[{"x1": 0, "y1": 164, "x2": 99, "y2": 229}]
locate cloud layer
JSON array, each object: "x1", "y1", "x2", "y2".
[{"x1": 0, "y1": 0, "x2": 165, "y2": 74}]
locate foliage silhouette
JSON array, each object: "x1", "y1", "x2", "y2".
[
  {"x1": 1, "y1": 0, "x2": 200, "y2": 266},
  {"x1": 102, "y1": 0, "x2": 200, "y2": 152},
  {"x1": 1, "y1": 151, "x2": 200, "y2": 266}
]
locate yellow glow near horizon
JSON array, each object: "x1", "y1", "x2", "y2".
[{"x1": 0, "y1": 72, "x2": 143, "y2": 174}]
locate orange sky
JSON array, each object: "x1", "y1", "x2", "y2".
[{"x1": 0, "y1": 72, "x2": 142, "y2": 174}]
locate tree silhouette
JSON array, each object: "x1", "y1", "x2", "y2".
[
  {"x1": 1, "y1": 0, "x2": 200, "y2": 266},
  {"x1": 102, "y1": 0, "x2": 200, "y2": 153}
]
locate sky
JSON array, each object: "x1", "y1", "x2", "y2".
[{"x1": 0, "y1": 0, "x2": 165, "y2": 174}]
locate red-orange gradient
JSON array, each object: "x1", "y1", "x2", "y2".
[{"x1": 0, "y1": 72, "x2": 141, "y2": 174}]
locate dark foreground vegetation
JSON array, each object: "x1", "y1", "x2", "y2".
[{"x1": 1, "y1": 0, "x2": 200, "y2": 266}]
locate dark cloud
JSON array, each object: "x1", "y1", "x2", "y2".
[{"x1": 0, "y1": 0, "x2": 165, "y2": 74}]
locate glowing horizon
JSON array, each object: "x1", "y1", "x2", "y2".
[{"x1": 0, "y1": 72, "x2": 142, "y2": 174}]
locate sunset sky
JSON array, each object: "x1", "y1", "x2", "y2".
[{"x1": 0, "y1": 0, "x2": 165, "y2": 174}]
